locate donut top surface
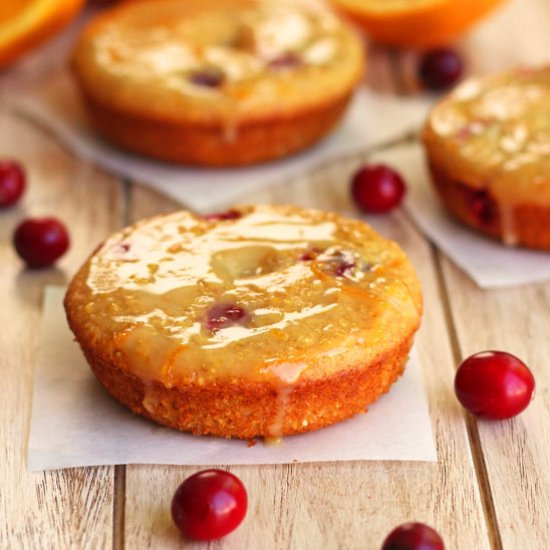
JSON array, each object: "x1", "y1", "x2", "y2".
[
  {"x1": 71, "y1": 0, "x2": 364, "y2": 123},
  {"x1": 67, "y1": 205, "x2": 421, "y2": 387},
  {"x1": 425, "y1": 66, "x2": 550, "y2": 205}
]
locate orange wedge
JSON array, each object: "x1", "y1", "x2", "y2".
[
  {"x1": 0, "y1": 0, "x2": 84, "y2": 68},
  {"x1": 330, "y1": 0, "x2": 505, "y2": 48}
]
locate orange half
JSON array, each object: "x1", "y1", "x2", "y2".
[
  {"x1": 330, "y1": 0, "x2": 505, "y2": 48},
  {"x1": 0, "y1": 0, "x2": 84, "y2": 68}
]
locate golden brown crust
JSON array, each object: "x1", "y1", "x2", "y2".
[
  {"x1": 71, "y1": 326, "x2": 414, "y2": 439},
  {"x1": 78, "y1": 89, "x2": 354, "y2": 167},
  {"x1": 64, "y1": 205, "x2": 422, "y2": 439},
  {"x1": 427, "y1": 159, "x2": 550, "y2": 251}
]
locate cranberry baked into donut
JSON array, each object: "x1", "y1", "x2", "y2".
[
  {"x1": 70, "y1": 0, "x2": 364, "y2": 166},
  {"x1": 64, "y1": 205, "x2": 422, "y2": 439},
  {"x1": 423, "y1": 66, "x2": 550, "y2": 250}
]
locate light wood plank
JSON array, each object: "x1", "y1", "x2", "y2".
[
  {"x1": 463, "y1": 0, "x2": 550, "y2": 74},
  {"x1": 122, "y1": 148, "x2": 491, "y2": 548},
  {"x1": 441, "y1": 261, "x2": 550, "y2": 550},
  {"x1": 6, "y1": 0, "x2": 550, "y2": 545},
  {"x1": 0, "y1": 11, "x2": 94, "y2": 97},
  {"x1": 0, "y1": 110, "x2": 123, "y2": 549},
  {"x1": 435, "y1": 1, "x2": 550, "y2": 548}
]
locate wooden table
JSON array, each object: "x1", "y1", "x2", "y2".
[{"x1": 1, "y1": 0, "x2": 549, "y2": 548}]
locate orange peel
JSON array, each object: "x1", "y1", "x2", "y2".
[
  {"x1": 330, "y1": 0, "x2": 505, "y2": 48},
  {"x1": 0, "y1": 0, "x2": 84, "y2": 68}
]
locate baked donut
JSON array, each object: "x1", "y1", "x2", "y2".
[
  {"x1": 64, "y1": 205, "x2": 422, "y2": 439},
  {"x1": 423, "y1": 66, "x2": 550, "y2": 250},
  {"x1": 70, "y1": 0, "x2": 364, "y2": 167}
]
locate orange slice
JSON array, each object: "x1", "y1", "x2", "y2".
[
  {"x1": 330, "y1": 0, "x2": 505, "y2": 48},
  {"x1": 0, "y1": 0, "x2": 84, "y2": 68}
]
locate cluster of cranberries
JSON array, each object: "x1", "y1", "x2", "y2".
[{"x1": 1, "y1": 159, "x2": 69, "y2": 268}]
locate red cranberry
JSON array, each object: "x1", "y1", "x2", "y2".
[
  {"x1": 206, "y1": 302, "x2": 247, "y2": 331},
  {"x1": 13, "y1": 217, "x2": 70, "y2": 268},
  {"x1": 189, "y1": 67, "x2": 225, "y2": 88},
  {"x1": 467, "y1": 188, "x2": 496, "y2": 225},
  {"x1": 382, "y1": 522, "x2": 444, "y2": 550},
  {"x1": 455, "y1": 351, "x2": 535, "y2": 419},
  {"x1": 351, "y1": 164, "x2": 406, "y2": 213},
  {"x1": 171, "y1": 469, "x2": 247, "y2": 541},
  {"x1": 418, "y1": 48, "x2": 463, "y2": 91},
  {"x1": 0, "y1": 160, "x2": 26, "y2": 207},
  {"x1": 203, "y1": 209, "x2": 242, "y2": 221}
]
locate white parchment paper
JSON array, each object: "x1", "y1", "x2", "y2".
[
  {"x1": 28, "y1": 287, "x2": 437, "y2": 471},
  {"x1": 372, "y1": 143, "x2": 550, "y2": 289},
  {"x1": 7, "y1": 72, "x2": 430, "y2": 213}
]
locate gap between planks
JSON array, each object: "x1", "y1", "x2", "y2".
[
  {"x1": 432, "y1": 248, "x2": 503, "y2": 550},
  {"x1": 112, "y1": 179, "x2": 133, "y2": 550},
  {"x1": 113, "y1": 465, "x2": 127, "y2": 550}
]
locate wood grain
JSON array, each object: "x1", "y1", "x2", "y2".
[
  {"x1": 437, "y1": 1, "x2": 550, "y2": 548},
  {"x1": 441, "y1": 261, "x2": 550, "y2": 550},
  {"x1": 386, "y1": 1, "x2": 550, "y2": 547},
  {"x1": 0, "y1": 110, "x2": 122, "y2": 549},
  {"x1": 1, "y1": 0, "x2": 550, "y2": 548}
]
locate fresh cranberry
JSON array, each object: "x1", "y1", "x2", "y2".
[
  {"x1": 466, "y1": 188, "x2": 496, "y2": 225},
  {"x1": 455, "y1": 351, "x2": 535, "y2": 419},
  {"x1": 0, "y1": 160, "x2": 26, "y2": 207},
  {"x1": 206, "y1": 302, "x2": 247, "y2": 331},
  {"x1": 171, "y1": 469, "x2": 247, "y2": 541},
  {"x1": 203, "y1": 209, "x2": 242, "y2": 221},
  {"x1": 418, "y1": 48, "x2": 463, "y2": 91},
  {"x1": 382, "y1": 522, "x2": 445, "y2": 550},
  {"x1": 189, "y1": 67, "x2": 225, "y2": 88},
  {"x1": 13, "y1": 217, "x2": 69, "y2": 268},
  {"x1": 351, "y1": 164, "x2": 406, "y2": 213}
]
